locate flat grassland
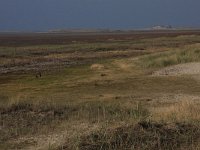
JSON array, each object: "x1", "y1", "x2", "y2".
[{"x1": 1, "y1": 31, "x2": 200, "y2": 150}]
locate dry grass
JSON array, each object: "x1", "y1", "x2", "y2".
[
  {"x1": 1, "y1": 34, "x2": 200, "y2": 149},
  {"x1": 137, "y1": 43, "x2": 200, "y2": 69},
  {"x1": 153, "y1": 100, "x2": 200, "y2": 123},
  {"x1": 0, "y1": 101, "x2": 149, "y2": 149},
  {"x1": 74, "y1": 121, "x2": 200, "y2": 150},
  {"x1": 90, "y1": 64, "x2": 105, "y2": 70},
  {"x1": 63, "y1": 99, "x2": 200, "y2": 150}
]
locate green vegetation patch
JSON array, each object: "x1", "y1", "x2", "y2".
[{"x1": 137, "y1": 45, "x2": 200, "y2": 68}]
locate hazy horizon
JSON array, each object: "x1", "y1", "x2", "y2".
[{"x1": 0, "y1": 0, "x2": 200, "y2": 32}]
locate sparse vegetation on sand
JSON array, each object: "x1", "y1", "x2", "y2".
[{"x1": 1, "y1": 32, "x2": 200, "y2": 149}]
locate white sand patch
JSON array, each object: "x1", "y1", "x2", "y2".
[{"x1": 153, "y1": 62, "x2": 200, "y2": 76}]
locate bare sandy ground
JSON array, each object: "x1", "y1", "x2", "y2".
[{"x1": 153, "y1": 62, "x2": 200, "y2": 76}]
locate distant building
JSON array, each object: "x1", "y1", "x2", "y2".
[{"x1": 152, "y1": 25, "x2": 173, "y2": 30}]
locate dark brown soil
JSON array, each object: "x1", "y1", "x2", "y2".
[{"x1": 1, "y1": 30, "x2": 200, "y2": 47}]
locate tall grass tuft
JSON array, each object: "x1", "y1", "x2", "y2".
[{"x1": 137, "y1": 46, "x2": 200, "y2": 68}]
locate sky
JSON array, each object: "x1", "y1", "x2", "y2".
[{"x1": 0, "y1": 0, "x2": 200, "y2": 31}]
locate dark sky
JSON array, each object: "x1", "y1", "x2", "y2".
[{"x1": 0, "y1": 0, "x2": 200, "y2": 31}]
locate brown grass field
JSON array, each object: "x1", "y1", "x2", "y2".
[{"x1": 1, "y1": 30, "x2": 200, "y2": 150}]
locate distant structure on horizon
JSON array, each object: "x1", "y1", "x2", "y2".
[{"x1": 152, "y1": 25, "x2": 173, "y2": 30}]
